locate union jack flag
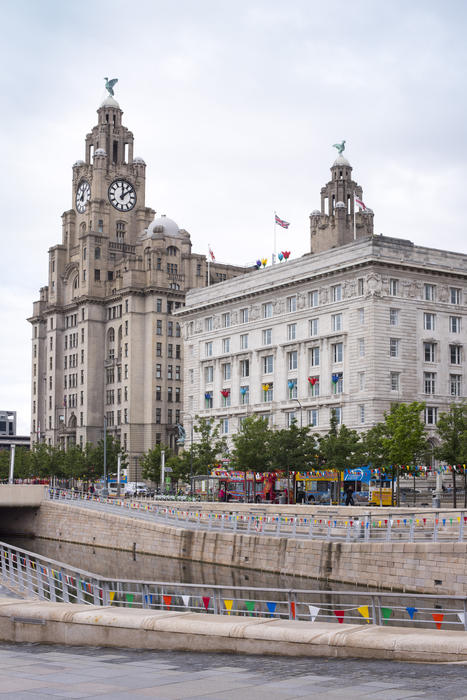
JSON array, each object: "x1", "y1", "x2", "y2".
[{"x1": 275, "y1": 214, "x2": 290, "y2": 229}]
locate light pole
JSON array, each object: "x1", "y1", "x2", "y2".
[
  {"x1": 293, "y1": 398, "x2": 303, "y2": 428},
  {"x1": 102, "y1": 414, "x2": 108, "y2": 496},
  {"x1": 183, "y1": 412, "x2": 194, "y2": 498}
]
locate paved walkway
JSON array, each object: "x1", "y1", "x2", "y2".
[{"x1": 0, "y1": 642, "x2": 466, "y2": 699}]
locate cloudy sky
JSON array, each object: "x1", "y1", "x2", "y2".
[{"x1": 1, "y1": 0, "x2": 466, "y2": 433}]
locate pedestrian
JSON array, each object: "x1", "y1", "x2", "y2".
[
  {"x1": 345, "y1": 486, "x2": 354, "y2": 506},
  {"x1": 218, "y1": 487, "x2": 225, "y2": 502}
]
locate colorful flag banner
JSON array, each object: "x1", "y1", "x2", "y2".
[
  {"x1": 208, "y1": 245, "x2": 215, "y2": 261},
  {"x1": 224, "y1": 599, "x2": 233, "y2": 615},
  {"x1": 266, "y1": 601, "x2": 277, "y2": 617},
  {"x1": 125, "y1": 593, "x2": 134, "y2": 607},
  {"x1": 181, "y1": 595, "x2": 190, "y2": 608},
  {"x1": 202, "y1": 596, "x2": 210, "y2": 612},
  {"x1": 290, "y1": 601, "x2": 296, "y2": 620},
  {"x1": 381, "y1": 607, "x2": 392, "y2": 624},
  {"x1": 334, "y1": 610, "x2": 345, "y2": 624},
  {"x1": 308, "y1": 605, "x2": 320, "y2": 622},
  {"x1": 245, "y1": 600, "x2": 256, "y2": 615},
  {"x1": 406, "y1": 607, "x2": 418, "y2": 620},
  {"x1": 109, "y1": 591, "x2": 115, "y2": 602},
  {"x1": 432, "y1": 613, "x2": 444, "y2": 630},
  {"x1": 357, "y1": 605, "x2": 370, "y2": 623},
  {"x1": 355, "y1": 194, "x2": 367, "y2": 210},
  {"x1": 163, "y1": 595, "x2": 172, "y2": 609},
  {"x1": 275, "y1": 214, "x2": 290, "y2": 229}
]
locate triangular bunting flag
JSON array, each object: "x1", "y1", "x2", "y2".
[
  {"x1": 290, "y1": 601, "x2": 296, "y2": 620},
  {"x1": 308, "y1": 605, "x2": 320, "y2": 622},
  {"x1": 357, "y1": 605, "x2": 370, "y2": 623},
  {"x1": 266, "y1": 601, "x2": 277, "y2": 617},
  {"x1": 224, "y1": 599, "x2": 233, "y2": 615},
  {"x1": 163, "y1": 595, "x2": 172, "y2": 609},
  {"x1": 202, "y1": 596, "x2": 210, "y2": 612},
  {"x1": 406, "y1": 606, "x2": 418, "y2": 620},
  {"x1": 381, "y1": 607, "x2": 392, "y2": 624},
  {"x1": 334, "y1": 610, "x2": 345, "y2": 624},
  {"x1": 245, "y1": 600, "x2": 255, "y2": 615},
  {"x1": 432, "y1": 613, "x2": 444, "y2": 630},
  {"x1": 109, "y1": 591, "x2": 115, "y2": 602},
  {"x1": 457, "y1": 612, "x2": 465, "y2": 627},
  {"x1": 125, "y1": 593, "x2": 134, "y2": 607},
  {"x1": 181, "y1": 595, "x2": 190, "y2": 608}
]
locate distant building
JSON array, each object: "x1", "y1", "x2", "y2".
[
  {"x1": 29, "y1": 94, "x2": 249, "y2": 477},
  {"x1": 178, "y1": 153, "x2": 466, "y2": 449},
  {"x1": 0, "y1": 411, "x2": 29, "y2": 450}
]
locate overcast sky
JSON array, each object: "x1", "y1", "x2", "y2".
[{"x1": 1, "y1": 0, "x2": 466, "y2": 434}]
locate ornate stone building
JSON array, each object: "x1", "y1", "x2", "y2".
[
  {"x1": 179, "y1": 154, "x2": 466, "y2": 447},
  {"x1": 29, "y1": 94, "x2": 248, "y2": 476}
]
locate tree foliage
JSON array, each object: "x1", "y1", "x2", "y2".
[
  {"x1": 231, "y1": 416, "x2": 273, "y2": 472},
  {"x1": 140, "y1": 444, "x2": 180, "y2": 484},
  {"x1": 318, "y1": 410, "x2": 364, "y2": 472}
]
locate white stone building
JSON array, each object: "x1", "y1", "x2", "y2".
[{"x1": 178, "y1": 157, "x2": 466, "y2": 447}]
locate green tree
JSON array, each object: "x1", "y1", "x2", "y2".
[
  {"x1": 141, "y1": 443, "x2": 180, "y2": 487},
  {"x1": 189, "y1": 417, "x2": 228, "y2": 476},
  {"x1": 269, "y1": 422, "x2": 318, "y2": 503},
  {"x1": 88, "y1": 435, "x2": 127, "y2": 480},
  {"x1": 231, "y1": 415, "x2": 273, "y2": 472},
  {"x1": 318, "y1": 410, "x2": 364, "y2": 502},
  {"x1": 435, "y1": 402, "x2": 467, "y2": 508}
]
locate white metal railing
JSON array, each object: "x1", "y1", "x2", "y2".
[
  {"x1": 1, "y1": 540, "x2": 466, "y2": 630},
  {"x1": 47, "y1": 489, "x2": 467, "y2": 543}
]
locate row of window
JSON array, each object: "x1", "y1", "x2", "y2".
[
  {"x1": 155, "y1": 343, "x2": 181, "y2": 359},
  {"x1": 155, "y1": 408, "x2": 181, "y2": 425},
  {"x1": 155, "y1": 386, "x2": 181, "y2": 402},
  {"x1": 155, "y1": 364, "x2": 181, "y2": 380},
  {"x1": 155, "y1": 298, "x2": 183, "y2": 314},
  {"x1": 105, "y1": 387, "x2": 129, "y2": 405},
  {"x1": 205, "y1": 343, "x2": 343, "y2": 368},
  {"x1": 156, "y1": 320, "x2": 181, "y2": 337}
]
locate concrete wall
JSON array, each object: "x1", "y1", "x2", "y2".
[
  {"x1": 0, "y1": 485, "x2": 45, "y2": 508},
  {"x1": 4, "y1": 501, "x2": 466, "y2": 596}
]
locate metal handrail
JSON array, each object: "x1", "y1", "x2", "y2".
[
  {"x1": 47, "y1": 489, "x2": 467, "y2": 543},
  {"x1": 1, "y1": 539, "x2": 466, "y2": 630}
]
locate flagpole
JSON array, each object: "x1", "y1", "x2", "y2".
[
  {"x1": 207, "y1": 245, "x2": 210, "y2": 287},
  {"x1": 273, "y1": 211, "x2": 277, "y2": 264},
  {"x1": 353, "y1": 197, "x2": 356, "y2": 240}
]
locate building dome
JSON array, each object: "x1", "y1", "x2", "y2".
[
  {"x1": 100, "y1": 95, "x2": 120, "y2": 109},
  {"x1": 73, "y1": 160, "x2": 85, "y2": 168},
  {"x1": 332, "y1": 154, "x2": 351, "y2": 168},
  {"x1": 94, "y1": 148, "x2": 107, "y2": 157},
  {"x1": 311, "y1": 209, "x2": 321, "y2": 216},
  {"x1": 147, "y1": 214, "x2": 181, "y2": 238},
  {"x1": 133, "y1": 156, "x2": 146, "y2": 165},
  {"x1": 335, "y1": 201, "x2": 346, "y2": 208}
]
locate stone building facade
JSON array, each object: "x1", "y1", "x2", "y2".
[
  {"x1": 29, "y1": 95, "x2": 248, "y2": 476},
  {"x1": 179, "y1": 157, "x2": 466, "y2": 447}
]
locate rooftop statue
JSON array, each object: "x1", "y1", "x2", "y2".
[
  {"x1": 332, "y1": 140, "x2": 346, "y2": 155},
  {"x1": 104, "y1": 77, "x2": 118, "y2": 97}
]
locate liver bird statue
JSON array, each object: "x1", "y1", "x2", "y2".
[
  {"x1": 104, "y1": 77, "x2": 118, "y2": 97},
  {"x1": 332, "y1": 140, "x2": 346, "y2": 155}
]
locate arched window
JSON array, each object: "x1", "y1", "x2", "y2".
[
  {"x1": 108, "y1": 327, "x2": 115, "y2": 343},
  {"x1": 167, "y1": 246, "x2": 179, "y2": 256}
]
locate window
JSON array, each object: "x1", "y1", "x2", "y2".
[
  {"x1": 359, "y1": 371, "x2": 365, "y2": 391},
  {"x1": 332, "y1": 372, "x2": 343, "y2": 394},
  {"x1": 309, "y1": 319, "x2": 319, "y2": 336},
  {"x1": 205, "y1": 342, "x2": 213, "y2": 357},
  {"x1": 95, "y1": 247, "x2": 101, "y2": 260},
  {"x1": 240, "y1": 334, "x2": 248, "y2": 349},
  {"x1": 240, "y1": 359, "x2": 250, "y2": 377},
  {"x1": 167, "y1": 344, "x2": 173, "y2": 358},
  {"x1": 331, "y1": 314, "x2": 342, "y2": 332},
  {"x1": 309, "y1": 376, "x2": 319, "y2": 397},
  {"x1": 389, "y1": 278, "x2": 399, "y2": 296},
  {"x1": 332, "y1": 342, "x2": 343, "y2": 363},
  {"x1": 167, "y1": 263, "x2": 178, "y2": 275},
  {"x1": 156, "y1": 320, "x2": 162, "y2": 335},
  {"x1": 359, "y1": 308, "x2": 365, "y2": 324},
  {"x1": 287, "y1": 323, "x2": 296, "y2": 340},
  {"x1": 359, "y1": 405, "x2": 365, "y2": 424},
  {"x1": 167, "y1": 321, "x2": 173, "y2": 337},
  {"x1": 449, "y1": 316, "x2": 461, "y2": 333},
  {"x1": 310, "y1": 347, "x2": 320, "y2": 366},
  {"x1": 156, "y1": 386, "x2": 161, "y2": 401},
  {"x1": 176, "y1": 345, "x2": 181, "y2": 359},
  {"x1": 189, "y1": 369, "x2": 194, "y2": 385},
  {"x1": 205, "y1": 317, "x2": 213, "y2": 331},
  {"x1": 288, "y1": 378, "x2": 297, "y2": 399},
  {"x1": 204, "y1": 393, "x2": 213, "y2": 409},
  {"x1": 425, "y1": 407, "x2": 438, "y2": 425},
  {"x1": 424, "y1": 284, "x2": 436, "y2": 301},
  {"x1": 221, "y1": 418, "x2": 229, "y2": 434},
  {"x1": 450, "y1": 374, "x2": 462, "y2": 396},
  {"x1": 263, "y1": 383, "x2": 273, "y2": 402},
  {"x1": 331, "y1": 284, "x2": 342, "y2": 302},
  {"x1": 308, "y1": 409, "x2": 318, "y2": 427},
  {"x1": 156, "y1": 298, "x2": 162, "y2": 313},
  {"x1": 175, "y1": 365, "x2": 181, "y2": 380},
  {"x1": 262, "y1": 302, "x2": 273, "y2": 319},
  {"x1": 167, "y1": 387, "x2": 173, "y2": 403},
  {"x1": 156, "y1": 257, "x2": 162, "y2": 270},
  {"x1": 196, "y1": 263, "x2": 202, "y2": 277},
  {"x1": 333, "y1": 407, "x2": 342, "y2": 425},
  {"x1": 424, "y1": 372, "x2": 436, "y2": 394},
  {"x1": 309, "y1": 290, "x2": 319, "y2": 307},
  {"x1": 155, "y1": 408, "x2": 161, "y2": 424},
  {"x1": 389, "y1": 338, "x2": 399, "y2": 358},
  {"x1": 98, "y1": 219, "x2": 103, "y2": 233},
  {"x1": 94, "y1": 269, "x2": 100, "y2": 281},
  {"x1": 287, "y1": 295, "x2": 297, "y2": 312},
  {"x1": 167, "y1": 365, "x2": 173, "y2": 380},
  {"x1": 223, "y1": 363, "x2": 231, "y2": 380},
  {"x1": 222, "y1": 337, "x2": 230, "y2": 353},
  {"x1": 288, "y1": 351, "x2": 298, "y2": 370},
  {"x1": 240, "y1": 308, "x2": 249, "y2": 324},
  {"x1": 262, "y1": 328, "x2": 272, "y2": 345},
  {"x1": 450, "y1": 345, "x2": 462, "y2": 365},
  {"x1": 156, "y1": 364, "x2": 162, "y2": 379},
  {"x1": 222, "y1": 390, "x2": 231, "y2": 407},
  {"x1": 450, "y1": 287, "x2": 461, "y2": 304},
  {"x1": 390, "y1": 372, "x2": 400, "y2": 391},
  {"x1": 424, "y1": 342, "x2": 436, "y2": 362},
  {"x1": 357, "y1": 278, "x2": 364, "y2": 296},
  {"x1": 156, "y1": 342, "x2": 162, "y2": 357},
  {"x1": 358, "y1": 338, "x2": 365, "y2": 357},
  {"x1": 263, "y1": 355, "x2": 274, "y2": 374},
  {"x1": 222, "y1": 312, "x2": 231, "y2": 328},
  {"x1": 424, "y1": 313, "x2": 435, "y2": 331},
  {"x1": 240, "y1": 386, "x2": 249, "y2": 405},
  {"x1": 176, "y1": 323, "x2": 181, "y2": 338},
  {"x1": 389, "y1": 308, "x2": 399, "y2": 326}
]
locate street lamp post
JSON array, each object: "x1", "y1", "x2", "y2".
[
  {"x1": 102, "y1": 414, "x2": 108, "y2": 496},
  {"x1": 183, "y1": 412, "x2": 194, "y2": 498},
  {"x1": 293, "y1": 398, "x2": 303, "y2": 428}
]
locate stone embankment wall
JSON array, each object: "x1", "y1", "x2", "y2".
[{"x1": 3, "y1": 501, "x2": 466, "y2": 595}]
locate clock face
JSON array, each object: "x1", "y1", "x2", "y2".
[
  {"x1": 108, "y1": 179, "x2": 137, "y2": 212},
  {"x1": 76, "y1": 180, "x2": 91, "y2": 213}
]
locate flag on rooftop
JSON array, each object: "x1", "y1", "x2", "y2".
[
  {"x1": 275, "y1": 214, "x2": 290, "y2": 229},
  {"x1": 208, "y1": 245, "x2": 215, "y2": 261},
  {"x1": 355, "y1": 194, "x2": 367, "y2": 210}
]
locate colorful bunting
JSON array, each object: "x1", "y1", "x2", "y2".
[
  {"x1": 334, "y1": 610, "x2": 345, "y2": 624},
  {"x1": 290, "y1": 601, "x2": 296, "y2": 620},
  {"x1": 357, "y1": 605, "x2": 370, "y2": 623},
  {"x1": 181, "y1": 595, "x2": 190, "y2": 608},
  {"x1": 245, "y1": 600, "x2": 255, "y2": 615},
  {"x1": 224, "y1": 599, "x2": 233, "y2": 615},
  {"x1": 202, "y1": 596, "x2": 210, "y2": 612},
  {"x1": 266, "y1": 601, "x2": 277, "y2": 617},
  {"x1": 381, "y1": 607, "x2": 392, "y2": 624},
  {"x1": 406, "y1": 607, "x2": 418, "y2": 620},
  {"x1": 432, "y1": 613, "x2": 444, "y2": 630},
  {"x1": 163, "y1": 594, "x2": 172, "y2": 609},
  {"x1": 125, "y1": 593, "x2": 134, "y2": 607},
  {"x1": 457, "y1": 612, "x2": 465, "y2": 627},
  {"x1": 308, "y1": 605, "x2": 320, "y2": 622},
  {"x1": 109, "y1": 591, "x2": 115, "y2": 602}
]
